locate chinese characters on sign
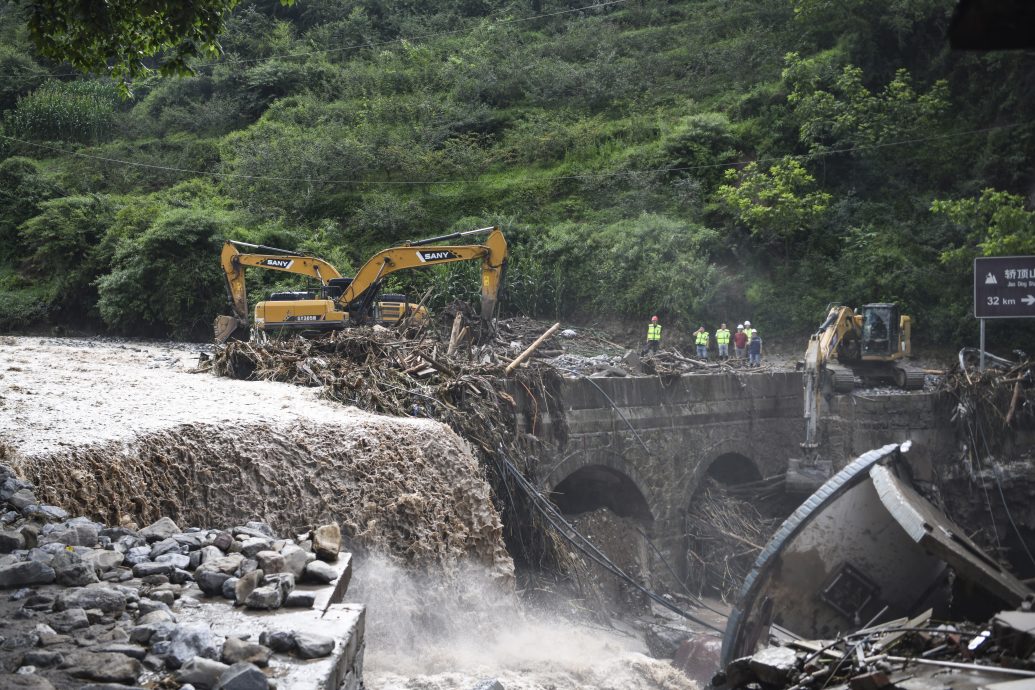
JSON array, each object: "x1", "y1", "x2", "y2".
[{"x1": 974, "y1": 256, "x2": 1035, "y2": 318}]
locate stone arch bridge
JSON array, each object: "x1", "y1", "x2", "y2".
[{"x1": 513, "y1": 372, "x2": 953, "y2": 584}]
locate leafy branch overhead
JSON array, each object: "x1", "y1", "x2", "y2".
[{"x1": 24, "y1": 0, "x2": 292, "y2": 83}]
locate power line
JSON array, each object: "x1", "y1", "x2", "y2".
[
  {"x1": 0, "y1": 122, "x2": 1027, "y2": 189},
  {"x1": 0, "y1": 0, "x2": 632, "y2": 83}
]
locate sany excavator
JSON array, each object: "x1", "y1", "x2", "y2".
[
  {"x1": 801, "y1": 303, "x2": 924, "y2": 453},
  {"x1": 213, "y1": 226, "x2": 507, "y2": 343}
]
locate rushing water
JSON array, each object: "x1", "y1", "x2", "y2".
[{"x1": 355, "y1": 556, "x2": 698, "y2": 690}]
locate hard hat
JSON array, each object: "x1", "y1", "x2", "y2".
[
  {"x1": 737, "y1": 324, "x2": 743, "y2": 329},
  {"x1": 744, "y1": 320, "x2": 751, "y2": 326},
  {"x1": 651, "y1": 315, "x2": 659, "y2": 321}
]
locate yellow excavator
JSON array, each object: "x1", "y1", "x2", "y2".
[
  {"x1": 214, "y1": 226, "x2": 508, "y2": 343},
  {"x1": 801, "y1": 303, "x2": 923, "y2": 452}
]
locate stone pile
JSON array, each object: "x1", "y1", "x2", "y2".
[{"x1": 0, "y1": 464, "x2": 343, "y2": 689}]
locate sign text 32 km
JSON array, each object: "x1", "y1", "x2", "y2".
[{"x1": 974, "y1": 256, "x2": 1035, "y2": 319}]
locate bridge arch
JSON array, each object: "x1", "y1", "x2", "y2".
[{"x1": 544, "y1": 450, "x2": 657, "y2": 521}]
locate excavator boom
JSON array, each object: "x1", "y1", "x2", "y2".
[{"x1": 338, "y1": 227, "x2": 507, "y2": 323}]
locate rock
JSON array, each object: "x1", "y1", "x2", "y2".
[
  {"x1": 244, "y1": 585, "x2": 282, "y2": 610},
  {"x1": 51, "y1": 550, "x2": 99, "y2": 586},
  {"x1": 215, "y1": 662, "x2": 269, "y2": 690},
  {"x1": 258, "y1": 630, "x2": 295, "y2": 653},
  {"x1": 221, "y1": 637, "x2": 271, "y2": 667},
  {"x1": 645, "y1": 623, "x2": 691, "y2": 659},
  {"x1": 198, "y1": 545, "x2": 223, "y2": 565},
  {"x1": 0, "y1": 529, "x2": 26, "y2": 553},
  {"x1": 124, "y1": 545, "x2": 151, "y2": 566},
  {"x1": 199, "y1": 554, "x2": 244, "y2": 575},
  {"x1": 221, "y1": 577, "x2": 239, "y2": 600},
  {"x1": 196, "y1": 569, "x2": 232, "y2": 596},
  {"x1": 138, "y1": 517, "x2": 180, "y2": 542},
  {"x1": 749, "y1": 645, "x2": 799, "y2": 686},
  {"x1": 8, "y1": 488, "x2": 37, "y2": 511},
  {"x1": 312, "y1": 523, "x2": 341, "y2": 561},
  {"x1": 672, "y1": 634, "x2": 724, "y2": 684},
  {"x1": 149, "y1": 589, "x2": 176, "y2": 606},
  {"x1": 265, "y1": 572, "x2": 294, "y2": 599},
  {"x1": 155, "y1": 553, "x2": 191, "y2": 570},
  {"x1": 18, "y1": 523, "x2": 39, "y2": 549},
  {"x1": 55, "y1": 586, "x2": 126, "y2": 615},
  {"x1": 94, "y1": 643, "x2": 147, "y2": 660},
  {"x1": 49, "y1": 607, "x2": 90, "y2": 632},
  {"x1": 67, "y1": 651, "x2": 143, "y2": 683},
  {"x1": 166, "y1": 625, "x2": 222, "y2": 669},
  {"x1": 83, "y1": 550, "x2": 124, "y2": 573},
  {"x1": 278, "y1": 544, "x2": 308, "y2": 578},
  {"x1": 132, "y1": 561, "x2": 174, "y2": 578},
  {"x1": 23, "y1": 650, "x2": 62, "y2": 668},
  {"x1": 129, "y1": 621, "x2": 176, "y2": 645},
  {"x1": 149, "y1": 538, "x2": 180, "y2": 560},
  {"x1": 0, "y1": 674, "x2": 55, "y2": 689},
  {"x1": 0, "y1": 560, "x2": 55, "y2": 588},
  {"x1": 175, "y1": 657, "x2": 230, "y2": 689},
  {"x1": 39, "y1": 521, "x2": 100, "y2": 547},
  {"x1": 244, "y1": 522, "x2": 275, "y2": 538},
  {"x1": 239, "y1": 538, "x2": 272, "y2": 559},
  {"x1": 233, "y1": 570, "x2": 263, "y2": 604},
  {"x1": 254, "y1": 551, "x2": 285, "y2": 575},
  {"x1": 303, "y1": 560, "x2": 337, "y2": 584},
  {"x1": 471, "y1": 681, "x2": 505, "y2": 690},
  {"x1": 169, "y1": 567, "x2": 192, "y2": 585},
  {"x1": 2, "y1": 631, "x2": 39, "y2": 650},
  {"x1": 293, "y1": 631, "x2": 335, "y2": 659},
  {"x1": 283, "y1": 590, "x2": 315, "y2": 608},
  {"x1": 138, "y1": 609, "x2": 176, "y2": 625},
  {"x1": 138, "y1": 598, "x2": 171, "y2": 615},
  {"x1": 211, "y1": 532, "x2": 233, "y2": 552}
]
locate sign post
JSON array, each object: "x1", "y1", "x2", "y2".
[{"x1": 974, "y1": 255, "x2": 1035, "y2": 370}]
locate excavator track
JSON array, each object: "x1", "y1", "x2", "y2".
[
  {"x1": 831, "y1": 369, "x2": 856, "y2": 393},
  {"x1": 896, "y1": 366, "x2": 926, "y2": 390}
]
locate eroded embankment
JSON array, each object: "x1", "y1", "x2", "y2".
[{"x1": 8, "y1": 419, "x2": 512, "y2": 580}]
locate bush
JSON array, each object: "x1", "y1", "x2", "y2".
[{"x1": 97, "y1": 208, "x2": 237, "y2": 338}]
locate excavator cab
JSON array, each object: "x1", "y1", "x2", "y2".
[{"x1": 860, "y1": 303, "x2": 899, "y2": 358}]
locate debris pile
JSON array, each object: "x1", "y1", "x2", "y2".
[
  {"x1": 716, "y1": 607, "x2": 1035, "y2": 690},
  {"x1": 945, "y1": 352, "x2": 1035, "y2": 456},
  {"x1": 0, "y1": 463, "x2": 352, "y2": 689},
  {"x1": 684, "y1": 480, "x2": 780, "y2": 601}
]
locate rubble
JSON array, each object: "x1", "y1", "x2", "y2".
[
  {"x1": 716, "y1": 607, "x2": 1035, "y2": 690},
  {"x1": 0, "y1": 463, "x2": 354, "y2": 688}
]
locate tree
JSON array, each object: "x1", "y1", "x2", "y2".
[
  {"x1": 933, "y1": 188, "x2": 1035, "y2": 266},
  {"x1": 717, "y1": 158, "x2": 831, "y2": 256},
  {"x1": 22, "y1": 0, "x2": 293, "y2": 85}
]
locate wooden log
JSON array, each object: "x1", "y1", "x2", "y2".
[
  {"x1": 506, "y1": 322, "x2": 561, "y2": 374},
  {"x1": 447, "y1": 311, "x2": 464, "y2": 357}
]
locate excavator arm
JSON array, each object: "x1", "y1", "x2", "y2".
[
  {"x1": 338, "y1": 227, "x2": 508, "y2": 324},
  {"x1": 802, "y1": 305, "x2": 858, "y2": 449},
  {"x1": 214, "y1": 240, "x2": 345, "y2": 343}
]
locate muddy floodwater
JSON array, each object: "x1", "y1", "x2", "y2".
[{"x1": 1, "y1": 336, "x2": 698, "y2": 689}]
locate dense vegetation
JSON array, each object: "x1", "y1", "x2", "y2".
[{"x1": 1, "y1": 0, "x2": 1034, "y2": 348}]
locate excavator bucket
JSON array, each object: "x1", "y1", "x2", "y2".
[{"x1": 213, "y1": 315, "x2": 248, "y2": 344}]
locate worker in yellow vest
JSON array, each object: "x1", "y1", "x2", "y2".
[
  {"x1": 715, "y1": 323, "x2": 731, "y2": 360},
  {"x1": 694, "y1": 326, "x2": 709, "y2": 360},
  {"x1": 644, "y1": 315, "x2": 662, "y2": 354},
  {"x1": 743, "y1": 320, "x2": 755, "y2": 342}
]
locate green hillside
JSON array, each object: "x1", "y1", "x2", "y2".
[{"x1": 1, "y1": 0, "x2": 1033, "y2": 346}]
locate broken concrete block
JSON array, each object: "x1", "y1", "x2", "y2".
[{"x1": 748, "y1": 645, "x2": 798, "y2": 686}]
